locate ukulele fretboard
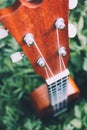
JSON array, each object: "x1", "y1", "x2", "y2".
[{"x1": 46, "y1": 69, "x2": 69, "y2": 116}]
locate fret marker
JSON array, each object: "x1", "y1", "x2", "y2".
[
  {"x1": 55, "y1": 18, "x2": 66, "y2": 30},
  {"x1": 58, "y1": 47, "x2": 67, "y2": 57},
  {"x1": 24, "y1": 33, "x2": 34, "y2": 46},
  {"x1": 37, "y1": 58, "x2": 46, "y2": 68},
  {"x1": 10, "y1": 52, "x2": 24, "y2": 63}
]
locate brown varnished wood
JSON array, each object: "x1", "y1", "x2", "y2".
[
  {"x1": 0, "y1": 0, "x2": 69, "y2": 79},
  {"x1": 0, "y1": 0, "x2": 80, "y2": 117},
  {"x1": 30, "y1": 76, "x2": 80, "y2": 117}
]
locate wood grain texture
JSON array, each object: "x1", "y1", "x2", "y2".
[
  {"x1": 0, "y1": 0, "x2": 69, "y2": 80},
  {"x1": 0, "y1": 0, "x2": 80, "y2": 118}
]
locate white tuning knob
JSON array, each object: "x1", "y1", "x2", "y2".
[
  {"x1": 0, "y1": 27, "x2": 8, "y2": 39},
  {"x1": 69, "y1": 0, "x2": 78, "y2": 10},
  {"x1": 68, "y1": 23, "x2": 77, "y2": 38},
  {"x1": 10, "y1": 52, "x2": 24, "y2": 63}
]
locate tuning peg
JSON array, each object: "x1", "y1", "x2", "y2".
[
  {"x1": 0, "y1": 27, "x2": 9, "y2": 40},
  {"x1": 10, "y1": 52, "x2": 24, "y2": 63},
  {"x1": 68, "y1": 23, "x2": 77, "y2": 38},
  {"x1": 69, "y1": 0, "x2": 78, "y2": 10},
  {"x1": 24, "y1": 33, "x2": 34, "y2": 46},
  {"x1": 55, "y1": 18, "x2": 66, "y2": 30},
  {"x1": 37, "y1": 58, "x2": 46, "y2": 68},
  {"x1": 58, "y1": 47, "x2": 67, "y2": 57}
]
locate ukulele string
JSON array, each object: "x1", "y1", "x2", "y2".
[
  {"x1": 45, "y1": 67, "x2": 55, "y2": 107},
  {"x1": 33, "y1": 40, "x2": 56, "y2": 109},
  {"x1": 56, "y1": 28, "x2": 62, "y2": 110},
  {"x1": 45, "y1": 67, "x2": 50, "y2": 79},
  {"x1": 33, "y1": 40, "x2": 54, "y2": 77},
  {"x1": 60, "y1": 55, "x2": 66, "y2": 70},
  {"x1": 56, "y1": 28, "x2": 67, "y2": 110},
  {"x1": 56, "y1": 28, "x2": 67, "y2": 108},
  {"x1": 59, "y1": 55, "x2": 68, "y2": 108}
]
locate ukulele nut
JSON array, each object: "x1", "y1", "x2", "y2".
[
  {"x1": 24, "y1": 33, "x2": 34, "y2": 46},
  {"x1": 58, "y1": 47, "x2": 67, "y2": 57},
  {"x1": 37, "y1": 58, "x2": 46, "y2": 68},
  {"x1": 55, "y1": 18, "x2": 66, "y2": 30}
]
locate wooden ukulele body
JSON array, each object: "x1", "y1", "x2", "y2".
[{"x1": 0, "y1": 0, "x2": 80, "y2": 118}]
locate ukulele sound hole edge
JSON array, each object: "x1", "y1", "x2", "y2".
[{"x1": 27, "y1": 0, "x2": 43, "y2": 4}]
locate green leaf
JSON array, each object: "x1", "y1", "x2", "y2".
[
  {"x1": 83, "y1": 58, "x2": 87, "y2": 71},
  {"x1": 74, "y1": 105, "x2": 82, "y2": 119},
  {"x1": 83, "y1": 103, "x2": 87, "y2": 114},
  {"x1": 78, "y1": 16, "x2": 84, "y2": 32},
  {"x1": 63, "y1": 124, "x2": 74, "y2": 130},
  {"x1": 83, "y1": 116, "x2": 87, "y2": 127},
  {"x1": 70, "y1": 118, "x2": 82, "y2": 129}
]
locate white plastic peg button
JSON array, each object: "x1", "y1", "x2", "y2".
[
  {"x1": 0, "y1": 27, "x2": 8, "y2": 40},
  {"x1": 68, "y1": 23, "x2": 77, "y2": 38},
  {"x1": 69, "y1": 0, "x2": 78, "y2": 10},
  {"x1": 10, "y1": 52, "x2": 24, "y2": 63}
]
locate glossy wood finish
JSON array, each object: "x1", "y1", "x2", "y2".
[
  {"x1": 30, "y1": 76, "x2": 80, "y2": 117},
  {"x1": 0, "y1": 0, "x2": 80, "y2": 117},
  {"x1": 0, "y1": 0, "x2": 69, "y2": 80}
]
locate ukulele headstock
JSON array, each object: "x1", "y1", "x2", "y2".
[{"x1": 0, "y1": 0, "x2": 74, "y2": 81}]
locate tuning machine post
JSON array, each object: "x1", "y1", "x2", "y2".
[
  {"x1": 23, "y1": 33, "x2": 35, "y2": 46},
  {"x1": 55, "y1": 18, "x2": 66, "y2": 30},
  {"x1": 37, "y1": 58, "x2": 46, "y2": 68}
]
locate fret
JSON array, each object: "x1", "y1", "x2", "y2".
[
  {"x1": 48, "y1": 77, "x2": 68, "y2": 95},
  {"x1": 48, "y1": 82, "x2": 67, "y2": 92},
  {"x1": 48, "y1": 80, "x2": 68, "y2": 99}
]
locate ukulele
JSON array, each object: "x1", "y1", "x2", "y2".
[{"x1": 0, "y1": 0, "x2": 80, "y2": 118}]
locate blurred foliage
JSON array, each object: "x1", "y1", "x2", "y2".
[
  {"x1": 0, "y1": 0, "x2": 87, "y2": 130},
  {"x1": 0, "y1": 0, "x2": 15, "y2": 8},
  {"x1": 69, "y1": 0, "x2": 87, "y2": 96}
]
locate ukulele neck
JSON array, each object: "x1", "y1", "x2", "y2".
[{"x1": 46, "y1": 69, "x2": 69, "y2": 116}]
